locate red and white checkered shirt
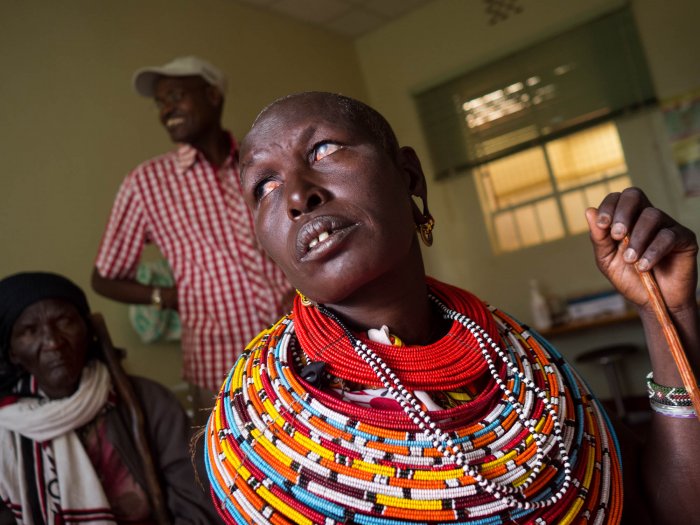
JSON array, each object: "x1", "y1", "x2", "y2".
[{"x1": 95, "y1": 134, "x2": 292, "y2": 391}]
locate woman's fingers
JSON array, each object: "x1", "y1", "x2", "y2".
[
  {"x1": 585, "y1": 206, "x2": 617, "y2": 266},
  {"x1": 587, "y1": 186, "x2": 698, "y2": 310},
  {"x1": 591, "y1": 187, "x2": 695, "y2": 272},
  {"x1": 597, "y1": 187, "x2": 650, "y2": 240},
  {"x1": 625, "y1": 208, "x2": 679, "y2": 270}
]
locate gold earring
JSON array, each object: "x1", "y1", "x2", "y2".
[
  {"x1": 417, "y1": 215, "x2": 435, "y2": 247},
  {"x1": 295, "y1": 289, "x2": 316, "y2": 307}
]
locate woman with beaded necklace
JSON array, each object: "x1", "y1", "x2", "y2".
[{"x1": 204, "y1": 92, "x2": 700, "y2": 525}]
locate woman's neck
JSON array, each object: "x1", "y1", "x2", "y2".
[{"x1": 324, "y1": 272, "x2": 449, "y2": 346}]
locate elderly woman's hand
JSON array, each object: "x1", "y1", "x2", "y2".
[{"x1": 585, "y1": 187, "x2": 698, "y2": 314}]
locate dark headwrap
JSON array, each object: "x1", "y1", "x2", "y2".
[{"x1": 0, "y1": 272, "x2": 91, "y2": 366}]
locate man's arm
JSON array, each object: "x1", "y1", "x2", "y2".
[{"x1": 91, "y1": 267, "x2": 178, "y2": 310}]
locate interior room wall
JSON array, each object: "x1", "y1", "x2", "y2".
[
  {"x1": 0, "y1": 0, "x2": 368, "y2": 390},
  {"x1": 354, "y1": 0, "x2": 700, "y2": 396},
  {"x1": 1, "y1": 0, "x2": 697, "y2": 401}
]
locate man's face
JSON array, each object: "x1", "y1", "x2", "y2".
[
  {"x1": 239, "y1": 94, "x2": 420, "y2": 306},
  {"x1": 9, "y1": 299, "x2": 89, "y2": 399},
  {"x1": 154, "y1": 75, "x2": 221, "y2": 144}
]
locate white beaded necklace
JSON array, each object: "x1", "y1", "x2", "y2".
[{"x1": 316, "y1": 294, "x2": 573, "y2": 513}]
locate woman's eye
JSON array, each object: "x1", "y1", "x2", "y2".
[
  {"x1": 254, "y1": 178, "x2": 282, "y2": 201},
  {"x1": 20, "y1": 326, "x2": 36, "y2": 337},
  {"x1": 56, "y1": 316, "x2": 76, "y2": 330},
  {"x1": 12, "y1": 324, "x2": 36, "y2": 341},
  {"x1": 313, "y1": 142, "x2": 342, "y2": 162}
]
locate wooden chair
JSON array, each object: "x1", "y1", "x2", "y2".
[{"x1": 90, "y1": 313, "x2": 171, "y2": 525}]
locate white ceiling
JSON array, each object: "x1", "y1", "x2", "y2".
[{"x1": 234, "y1": 0, "x2": 436, "y2": 38}]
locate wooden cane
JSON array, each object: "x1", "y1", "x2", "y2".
[
  {"x1": 91, "y1": 314, "x2": 171, "y2": 525},
  {"x1": 629, "y1": 249, "x2": 700, "y2": 421}
]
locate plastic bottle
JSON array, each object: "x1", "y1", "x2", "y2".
[{"x1": 529, "y1": 279, "x2": 552, "y2": 331}]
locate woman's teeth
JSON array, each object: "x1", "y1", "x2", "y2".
[{"x1": 308, "y1": 231, "x2": 330, "y2": 249}]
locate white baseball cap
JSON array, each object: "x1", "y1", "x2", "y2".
[{"x1": 132, "y1": 56, "x2": 227, "y2": 98}]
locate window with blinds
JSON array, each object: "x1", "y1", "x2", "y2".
[
  {"x1": 413, "y1": 6, "x2": 654, "y2": 253},
  {"x1": 475, "y1": 122, "x2": 631, "y2": 252}
]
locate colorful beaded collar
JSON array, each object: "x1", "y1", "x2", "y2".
[{"x1": 206, "y1": 278, "x2": 623, "y2": 524}]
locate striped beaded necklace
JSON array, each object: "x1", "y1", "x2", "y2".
[
  {"x1": 313, "y1": 298, "x2": 572, "y2": 511},
  {"x1": 206, "y1": 278, "x2": 623, "y2": 524}
]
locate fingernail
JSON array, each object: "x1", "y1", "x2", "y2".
[
  {"x1": 597, "y1": 214, "x2": 611, "y2": 226},
  {"x1": 637, "y1": 258, "x2": 650, "y2": 272},
  {"x1": 623, "y1": 248, "x2": 637, "y2": 262},
  {"x1": 611, "y1": 223, "x2": 626, "y2": 237}
]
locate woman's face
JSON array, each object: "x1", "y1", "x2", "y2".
[
  {"x1": 240, "y1": 94, "x2": 425, "y2": 305},
  {"x1": 9, "y1": 299, "x2": 89, "y2": 399}
]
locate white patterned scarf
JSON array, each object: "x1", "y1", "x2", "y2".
[{"x1": 0, "y1": 361, "x2": 117, "y2": 524}]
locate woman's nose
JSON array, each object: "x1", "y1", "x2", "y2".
[
  {"x1": 286, "y1": 173, "x2": 329, "y2": 219},
  {"x1": 39, "y1": 325, "x2": 61, "y2": 349}
]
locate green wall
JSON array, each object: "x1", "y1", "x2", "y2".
[
  {"x1": 0, "y1": 1, "x2": 368, "y2": 391},
  {"x1": 1, "y1": 0, "x2": 698, "y2": 400},
  {"x1": 353, "y1": 0, "x2": 700, "y2": 397}
]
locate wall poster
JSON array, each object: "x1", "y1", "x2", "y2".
[{"x1": 662, "y1": 89, "x2": 700, "y2": 196}]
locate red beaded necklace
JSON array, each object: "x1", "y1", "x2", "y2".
[{"x1": 294, "y1": 277, "x2": 501, "y2": 391}]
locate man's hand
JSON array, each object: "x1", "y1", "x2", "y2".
[{"x1": 161, "y1": 286, "x2": 179, "y2": 311}]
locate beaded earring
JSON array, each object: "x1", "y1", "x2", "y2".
[
  {"x1": 417, "y1": 215, "x2": 435, "y2": 247},
  {"x1": 414, "y1": 196, "x2": 435, "y2": 247},
  {"x1": 295, "y1": 289, "x2": 317, "y2": 307}
]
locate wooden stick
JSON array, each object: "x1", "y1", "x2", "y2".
[
  {"x1": 633, "y1": 260, "x2": 700, "y2": 421},
  {"x1": 91, "y1": 314, "x2": 172, "y2": 524}
]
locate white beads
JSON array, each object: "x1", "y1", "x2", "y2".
[
  {"x1": 429, "y1": 294, "x2": 574, "y2": 508},
  {"x1": 320, "y1": 297, "x2": 574, "y2": 511}
]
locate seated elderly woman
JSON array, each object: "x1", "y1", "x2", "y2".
[
  {"x1": 0, "y1": 272, "x2": 220, "y2": 524},
  {"x1": 203, "y1": 92, "x2": 699, "y2": 525}
]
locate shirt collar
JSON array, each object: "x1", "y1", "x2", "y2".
[{"x1": 175, "y1": 131, "x2": 238, "y2": 176}]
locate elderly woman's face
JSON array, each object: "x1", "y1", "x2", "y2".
[
  {"x1": 240, "y1": 95, "x2": 421, "y2": 305},
  {"x1": 9, "y1": 299, "x2": 88, "y2": 399}
]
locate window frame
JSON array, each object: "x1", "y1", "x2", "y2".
[{"x1": 472, "y1": 120, "x2": 632, "y2": 253}]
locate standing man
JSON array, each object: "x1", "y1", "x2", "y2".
[{"x1": 92, "y1": 56, "x2": 292, "y2": 419}]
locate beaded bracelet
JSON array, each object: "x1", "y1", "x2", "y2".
[
  {"x1": 646, "y1": 372, "x2": 694, "y2": 407},
  {"x1": 649, "y1": 398, "x2": 697, "y2": 418},
  {"x1": 647, "y1": 372, "x2": 697, "y2": 420}
]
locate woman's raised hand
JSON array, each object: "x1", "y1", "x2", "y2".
[{"x1": 585, "y1": 187, "x2": 698, "y2": 313}]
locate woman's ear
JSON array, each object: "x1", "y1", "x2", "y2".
[
  {"x1": 397, "y1": 147, "x2": 435, "y2": 246},
  {"x1": 397, "y1": 146, "x2": 427, "y2": 199},
  {"x1": 7, "y1": 347, "x2": 18, "y2": 365},
  {"x1": 397, "y1": 146, "x2": 430, "y2": 224}
]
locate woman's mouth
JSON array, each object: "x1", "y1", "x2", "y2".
[
  {"x1": 307, "y1": 230, "x2": 330, "y2": 250},
  {"x1": 297, "y1": 216, "x2": 358, "y2": 261}
]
